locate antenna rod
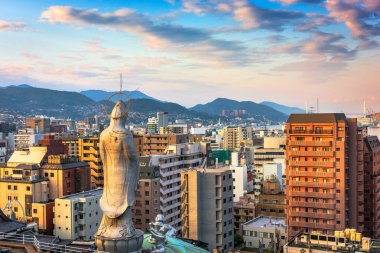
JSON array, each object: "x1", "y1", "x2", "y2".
[{"x1": 119, "y1": 73, "x2": 123, "y2": 100}]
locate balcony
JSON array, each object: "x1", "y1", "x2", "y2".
[
  {"x1": 289, "y1": 181, "x2": 335, "y2": 189},
  {"x1": 288, "y1": 171, "x2": 334, "y2": 178},
  {"x1": 290, "y1": 221, "x2": 335, "y2": 230},
  {"x1": 288, "y1": 191, "x2": 335, "y2": 199},
  {"x1": 289, "y1": 211, "x2": 335, "y2": 220},
  {"x1": 289, "y1": 141, "x2": 332, "y2": 147},
  {"x1": 289, "y1": 201, "x2": 335, "y2": 209},
  {"x1": 289, "y1": 161, "x2": 334, "y2": 168},
  {"x1": 289, "y1": 151, "x2": 334, "y2": 157},
  {"x1": 288, "y1": 130, "x2": 334, "y2": 135}
]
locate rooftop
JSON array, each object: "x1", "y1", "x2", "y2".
[
  {"x1": 142, "y1": 234, "x2": 209, "y2": 253},
  {"x1": 7, "y1": 146, "x2": 47, "y2": 167},
  {"x1": 287, "y1": 113, "x2": 347, "y2": 123},
  {"x1": 243, "y1": 216, "x2": 286, "y2": 229},
  {"x1": 58, "y1": 189, "x2": 103, "y2": 200}
]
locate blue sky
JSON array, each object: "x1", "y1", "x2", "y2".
[{"x1": 0, "y1": 0, "x2": 379, "y2": 112}]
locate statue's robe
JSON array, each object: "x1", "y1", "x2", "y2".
[{"x1": 99, "y1": 128, "x2": 138, "y2": 219}]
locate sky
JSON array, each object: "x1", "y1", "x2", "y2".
[{"x1": 0, "y1": 0, "x2": 379, "y2": 113}]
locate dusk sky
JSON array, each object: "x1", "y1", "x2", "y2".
[{"x1": 0, "y1": 0, "x2": 379, "y2": 113}]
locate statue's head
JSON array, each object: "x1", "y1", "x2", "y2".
[{"x1": 111, "y1": 100, "x2": 128, "y2": 125}]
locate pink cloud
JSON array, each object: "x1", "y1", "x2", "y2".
[{"x1": 0, "y1": 20, "x2": 27, "y2": 31}]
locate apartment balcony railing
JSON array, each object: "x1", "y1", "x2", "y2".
[
  {"x1": 289, "y1": 161, "x2": 334, "y2": 168},
  {"x1": 289, "y1": 151, "x2": 334, "y2": 157},
  {"x1": 288, "y1": 191, "x2": 335, "y2": 199},
  {"x1": 289, "y1": 141, "x2": 332, "y2": 147},
  {"x1": 289, "y1": 181, "x2": 335, "y2": 189},
  {"x1": 290, "y1": 221, "x2": 335, "y2": 230},
  {"x1": 289, "y1": 211, "x2": 335, "y2": 220},
  {"x1": 288, "y1": 171, "x2": 334, "y2": 178},
  {"x1": 289, "y1": 201, "x2": 335, "y2": 209},
  {"x1": 288, "y1": 130, "x2": 334, "y2": 135}
]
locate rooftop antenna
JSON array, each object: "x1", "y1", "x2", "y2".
[
  {"x1": 317, "y1": 98, "x2": 319, "y2": 113},
  {"x1": 119, "y1": 73, "x2": 123, "y2": 101}
]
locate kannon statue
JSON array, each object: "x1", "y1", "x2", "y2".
[{"x1": 95, "y1": 97, "x2": 143, "y2": 252}]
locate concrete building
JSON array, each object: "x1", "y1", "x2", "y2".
[
  {"x1": 263, "y1": 162, "x2": 283, "y2": 190},
  {"x1": 132, "y1": 156, "x2": 161, "y2": 232},
  {"x1": 252, "y1": 147, "x2": 285, "y2": 198},
  {"x1": 141, "y1": 143, "x2": 204, "y2": 232},
  {"x1": 78, "y1": 136, "x2": 103, "y2": 188},
  {"x1": 147, "y1": 117, "x2": 159, "y2": 134},
  {"x1": 222, "y1": 126, "x2": 243, "y2": 151},
  {"x1": 230, "y1": 152, "x2": 253, "y2": 202},
  {"x1": 26, "y1": 117, "x2": 51, "y2": 134},
  {"x1": 14, "y1": 129, "x2": 46, "y2": 150},
  {"x1": 54, "y1": 189, "x2": 103, "y2": 240},
  {"x1": 133, "y1": 133, "x2": 188, "y2": 155},
  {"x1": 363, "y1": 136, "x2": 380, "y2": 239},
  {"x1": 286, "y1": 113, "x2": 365, "y2": 236},
  {"x1": 157, "y1": 111, "x2": 168, "y2": 128},
  {"x1": 242, "y1": 216, "x2": 286, "y2": 251},
  {"x1": 41, "y1": 155, "x2": 91, "y2": 199},
  {"x1": 233, "y1": 195, "x2": 255, "y2": 235},
  {"x1": 256, "y1": 176, "x2": 286, "y2": 218},
  {"x1": 61, "y1": 136, "x2": 79, "y2": 157},
  {"x1": 181, "y1": 168, "x2": 234, "y2": 252}
]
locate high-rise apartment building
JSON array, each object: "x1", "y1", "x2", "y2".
[
  {"x1": 181, "y1": 168, "x2": 234, "y2": 252},
  {"x1": 222, "y1": 126, "x2": 243, "y2": 151},
  {"x1": 285, "y1": 113, "x2": 364, "y2": 236},
  {"x1": 363, "y1": 136, "x2": 380, "y2": 239},
  {"x1": 78, "y1": 137, "x2": 103, "y2": 188},
  {"x1": 26, "y1": 117, "x2": 51, "y2": 134},
  {"x1": 157, "y1": 111, "x2": 168, "y2": 128},
  {"x1": 147, "y1": 143, "x2": 204, "y2": 232}
]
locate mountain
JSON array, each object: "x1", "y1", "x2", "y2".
[
  {"x1": 260, "y1": 101, "x2": 304, "y2": 115},
  {"x1": 80, "y1": 90, "x2": 159, "y2": 102},
  {"x1": 0, "y1": 85, "x2": 210, "y2": 120},
  {"x1": 0, "y1": 85, "x2": 96, "y2": 119},
  {"x1": 191, "y1": 98, "x2": 287, "y2": 122}
]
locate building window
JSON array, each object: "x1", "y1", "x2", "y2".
[
  {"x1": 33, "y1": 209, "x2": 37, "y2": 214},
  {"x1": 26, "y1": 186, "x2": 31, "y2": 191},
  {"x1": 13, "y1": 186, "x2": 18, "y2": 190},
  {"x1": 50, "y1": 173, "x2": 54, "y2": 177}
]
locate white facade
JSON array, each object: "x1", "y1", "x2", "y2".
[
  {"x1": 243, "y1": 216, "x2": 286, "y2": 250},
  {"x1": 14, "y1": 132, "x2": 46, "y2": 150},
  {"x1": 190, "y1": 127, "x2": 206, "y2": 135},
  {"x1": 146, "y1": 143, "x2": 203, "y2": 232},
  {"x1": 230, "y1": 164, "x2": 253, "y2": 202},
  {"x1": 54, "y1": 189, "x2": 103, "y2": 241},
  {"x1": 263, "y1": 163, "x2": 283, "y2": 189}
]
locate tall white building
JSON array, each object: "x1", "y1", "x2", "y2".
[
  {"x1": 54, "y1": 189, "x2": 103, "y2": 241},
  {"x1": 144, "y1": 143, "x2": 204, "y2": 232},
  {"x1": 230, "y1": 152, "x2": 253, "y2": 202}
]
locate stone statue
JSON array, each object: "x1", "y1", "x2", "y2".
[{"x1": 95, "y1": 99, "x2": 144, "y2": 253}]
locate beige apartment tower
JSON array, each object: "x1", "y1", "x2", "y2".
[{"x1": 181, "y1": 168, "x2": 234, "y2": 252}]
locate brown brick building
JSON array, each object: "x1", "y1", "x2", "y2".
[{"x1": 286, "y1": 113, "x2": 365, "y2": 237}]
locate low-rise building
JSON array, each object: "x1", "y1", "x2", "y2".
[
  {"x1": 54, "y1": 189, "x2": 103, "y2": 241},
  {"x1": 284, "y1": 229, "x2": 380, "y2": 253},
  {"x1": 233, "y1": 195, "x2": 255, "y2": 235},
  {"x1": 242, "y1": 216, "x2": 286, "y2": 251}
]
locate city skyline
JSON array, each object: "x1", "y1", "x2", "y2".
[{"x1": 0, "y1": 0, "x2": 379, "y2": 112}]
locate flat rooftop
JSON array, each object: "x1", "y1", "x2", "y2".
[
  {"x1": 243, "y1": 216, "x2": 286, "y2": 229},
  {"x1": 58, "y1": 189, "x2": 103, "y2": 200}
]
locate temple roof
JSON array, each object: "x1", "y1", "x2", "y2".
[{"x1": 142, "y1": 234, "x2": 209, "y2": 253}]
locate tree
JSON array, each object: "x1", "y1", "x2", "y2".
[{"x1": 234, "y1": 233, "x2": 244, "y2": 247}]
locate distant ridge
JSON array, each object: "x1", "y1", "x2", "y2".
[
  {"x1": 260, "y1": 101, "x2": 304, "y2": 115},
  {"x1": 80, "y1": 90, "x2": 160, "y2": 102},
  {"x1": 190, "y1": 98, "x2": 287, "y2": 122}
]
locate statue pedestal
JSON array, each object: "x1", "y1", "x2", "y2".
[{"x1": 95, "y1": 229, "x2": 144, "y2": 253}]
